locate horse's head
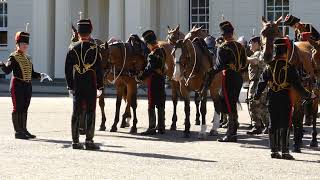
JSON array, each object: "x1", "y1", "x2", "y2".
[
  {"x1": 260, "y1": 16, "x2": 283, "y2": 62},
  {"x1": 172, "y1": 39, "x2": 193, "y2": 81},
  {"x1": 184, "y1": 25, "x2": 208, "y2": 41},
  {"x1": 167, "y1": 25, "x2": 185, "y2": 45}
]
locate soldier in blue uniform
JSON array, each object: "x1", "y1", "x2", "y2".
[
  {"x1": 0, "y1": 31, "x2": 52, "y2": 139},
  {"x1": 200, "y1": 21, "x2": 247, "y2": 142},
  {"x1": 136, "y1": 30, "x2": 166, "y2": 135},
  {"x1": 254, "y1": 38, "x2": 315, "y2": 160},
  {"x1": 284, "y1": 15, "x2": 320, "y2": 41},
  {"x1": 65, "y1": 19, "x2": 103, "y2": 150}
]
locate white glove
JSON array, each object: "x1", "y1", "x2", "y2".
[
  {"x1": 311, "y1": 92, "x2": 317, "y2": 99},
  {"x1": 97, "y1": 89, "x2": 103, "y2": 98},
  {"x1": 40, "y1": 73, "x2": 53, "y2": 82},
  {"x1": 68, "y1": 90, "x2": 74, "y2": 98}
]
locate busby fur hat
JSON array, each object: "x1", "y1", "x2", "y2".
[
  {"x1": 15, "y1": 31, "x2": 30, "y2": 44},
  {"x1": 77, "y1": 19, "x2": 92, "y2": 34},
  {"x1": 219, "y1": 21, "x2": 234, "y2": 35},
  {"x1": 284, "y1": 15, "x2": 300, "y2": 26},
  {"x1": 274, "y1": 38, "x2": 291, "y2": 56},
  {"x1": 142, "y1": 30, "x2": 157, "y2": 44}
]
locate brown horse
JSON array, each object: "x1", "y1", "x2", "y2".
[
  {"x1": 98, "y1": 35, "x2": 147, "y2": 134},
  {"x1": 172, "y1": 37, "x2": 222, "y2": 138},
  {"x1": 261, "y1": 16, "x2": 318, "y2": 147}
]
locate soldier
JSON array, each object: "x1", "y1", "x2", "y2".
[
  {"x1": 284, "y1": 14, "x2": 320, "y2": 41},
  {"x1": 200, "y1": 21, "x2": 247, "y2": 142},
  {"x1": 65, "y1": 19, "x2": 103, "y2": 150},
  {"x1": 0, "y1": 31, "x2": 52, "y2": 139},
  {"x1": 246, "y1": 36, "x2": 269, "y2": 135},
  {"x1": 254, "y1": 38, "x2": 315, "y2": 160},
  {"x1": 136, "y1": 30, "x2": 166, "y2": 135}
]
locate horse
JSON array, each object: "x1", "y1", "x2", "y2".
[
  {"x1": 172, "y1": 37, "x2": 222, "y2": 138},
  {"x1": 98, "y1": 35, "x2": 148, "y2": 134},
  {"x1": 260, "y1": 16, "x2": 318, "y2": 147}
]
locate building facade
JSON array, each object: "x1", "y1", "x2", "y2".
[{"x1": 1, "y1": 0, "x2": 320, "y2": 78}]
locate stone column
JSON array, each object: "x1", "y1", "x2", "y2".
[
  {"x1": 54, "y1": 0, "x2": 71, "y2": 79},
  {"x1": 108, "y1": 0, "x2": 124, "y2": 40},
  {"x1": 32, "y1": 0, "x2": 55, "y2": 77}
]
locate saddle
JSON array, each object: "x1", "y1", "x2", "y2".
[{"x1": 192, "y1": 37, "x2": 215, "y2": 67}]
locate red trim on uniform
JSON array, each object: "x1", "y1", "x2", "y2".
[
  {"x1": 11, "y1": 78, "x2": 17, "y2": 112},
  {"x1": 222, "y1": 70, "x2": 232, "y2": 113}
]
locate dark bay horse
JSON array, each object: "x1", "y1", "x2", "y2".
[
  {"x1": 172, "y1": 38, "x2": 222, "y2": 138},
  {"x1": 261, "y1": 16, "x2": 318, "y2": 147},
  {"x1": 99, "y1": 35, "x2": 147, "y2": 133}
]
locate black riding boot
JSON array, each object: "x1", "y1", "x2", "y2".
[
  {"x1": 71, "y1": 113, "x2": 83, "y2": 149},
  {"x1": 85, "y1": 112, "x2": 99, "y2": 150},
  {"x1": 281, "y1": 128, "x2": 294, "y2": 160},
  {"x1": 21, "y1": 112, "x2": 36, "y2": 139},
  {"x1": 157, "y1": 107, "x2": 165, "y2": 134},
  {"x1": 141, "y1": 108, "x2": 157, "y2": 135},
  {"x1": 269, "y1": 128, "x2": 281, "y2": 158},
  {"x1": 292, "y1": 126, "x2": 303, "y2": 153},
  {"x1": 12, "y1": 112, "x2": 29, "y2": 139},
  {"x1": 219, "y1": 113, "x2": 238, "y2": 142}
]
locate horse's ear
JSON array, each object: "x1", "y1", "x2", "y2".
[
  {"x1": 275, "y1": 16, "x2": 283, "y2": 25},
  {"x1": 262, "y1": 16, "x2": 268, "y2": 25},
  {"x1": 175, "y1": 24, "x2": 180, "y2": 31}
]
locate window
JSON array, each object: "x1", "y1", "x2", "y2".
[
  {"x1": 0, "y1": 0, "x2": 7, "y2": 47},
  {"x1": 265, "y1": 0, "x2": 289, "y2": 35},
  {"x1": 189, "y1": 0, "x2": 209, "y2": 32}
]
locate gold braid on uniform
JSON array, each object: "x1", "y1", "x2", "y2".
[
  {"x1": 221, "y1": 41, "x2": 246, "y2": 72},
  {"x1": 72, "y1": 41, "x2": 98, "y2": 74},
  {"x1": 270, "y1": 46, "x2": 290, "y2": 92},
  {"x1": 12, "y1": 52, "x2": 32, "y2": 81}
]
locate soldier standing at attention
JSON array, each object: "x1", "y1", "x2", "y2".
[
  {"x1": 0, "y1": 31, "x2": 52, "y2": 139},
  {"x1": 246, "y1": 36, "x2": 269, "y2": 135},
  {"x1": 136, "y1": 30, "x2": 166, "y2": 135},
  {"x1": 284, "y1": 14, "x2": 320, "y2": 41},
  {"x1": 65, "y1": 18, "x2": 103, "y2": 150},
  {"x1": 200, "y1": 21, "x2": 247, "y2": 142},
  {"x1": 254, "y1": 38, "x2": 315, "y2": 160}
]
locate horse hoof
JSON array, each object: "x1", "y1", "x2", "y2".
[
  {"x1": 110, "y1": 126, "x2": 117, "y2": 132},
  {"x1": 130, "y1": 127, "x2": 137, "y2": 134},
  {"x1": 170, "y1": 124, "x2": 177, "y2": 131},
  {"x1": 310, "y1": 140, "x2": 318, "y2": 147},
  {"x1": 183, "y1": 132, "x2": 191, "y2": 138},
  {"x1": 99, "y1": 126, "x2": 106, "y2": 131},
  {"x1": 209, "y1": 130, "x2": 218, "y2": 136}
]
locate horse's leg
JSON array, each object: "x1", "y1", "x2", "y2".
[
  {"x1": 198, "y1": 93, "x2": 208, "y2": 139},
  {"x1": 194, "y1": 92, "x2": 201, "y2": 125},
  {"x1": 292, "y1": 104, "x2": 304, "y2": 153},
  {"x1": 170, "y1": 81, "x2": 178, "y2": 130},
  {"x1": 130, "y1": 92, "x2": 138, "y2": 134},
  {"x1": 110, "y1": 91, "x2": 122, "y2": 132},
  {"x1": 310, "y1": 98, "x2": 318, "y2": 147},
  {"x1": 98, "y1": 91, "x2": 107, "y2": 131},
  {"x1": 210, "y1": 95, "x2": 221, "y2": 136},
  {"x1": 183, "y1": 98, "x2": 191, "y2": 138},
  {"x1": 121, "y1": 81, "x2": 135, "y2": 128}
]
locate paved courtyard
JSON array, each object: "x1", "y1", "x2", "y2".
[{"x1": 0, "y1": 96, "x2": 319, "y2": 179}]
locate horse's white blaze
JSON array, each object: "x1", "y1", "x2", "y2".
[{"x1": 173, "y1": 48, "x2": 182, "y2": 81}]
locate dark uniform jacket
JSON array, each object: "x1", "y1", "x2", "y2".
[
  {"x1": 255, "y1": 59, "x2": 310, "y2": 128},
  {"x1": 139, "y1": 46, "x2": 166, "y2": 108},
  {"x1": 295, "y1": 23, "x2": 320, "y2": 41},
  {"x1": 65, "y1": 41, "x2": 104, "y2": 96},
  {"x1": 1, "y1": 51, "x2": 41, "y2": 83},
  {"x1": 213, "y1": 41, "x2": 247, "y2": 113}
]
